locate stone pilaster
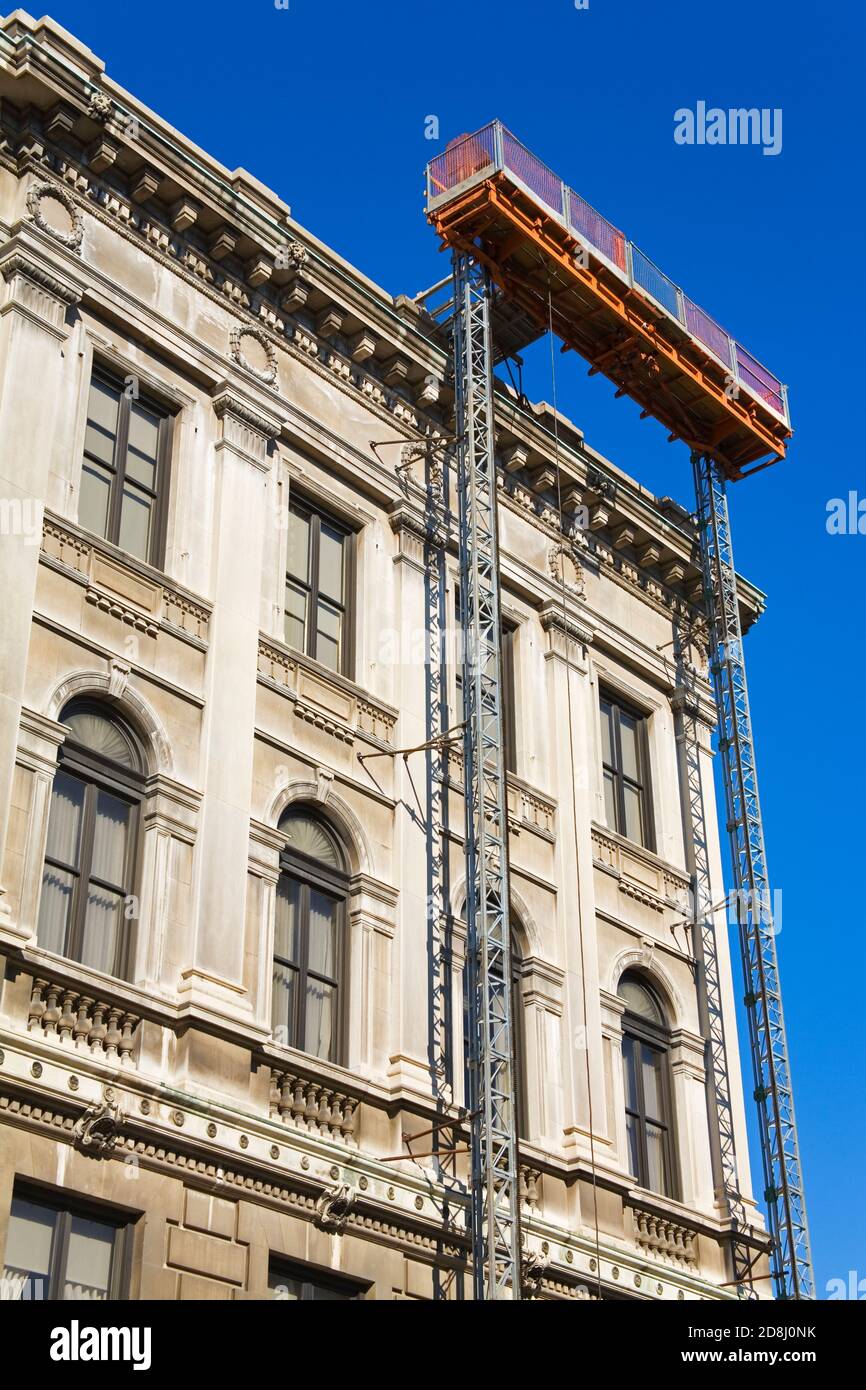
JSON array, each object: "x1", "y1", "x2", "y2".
[
  {"x1": 180, "y1": 383, "x2": 281, "y2": 1023},
  {"x1": 0, "y1": 240, "x2": 83, "y2": 932}
]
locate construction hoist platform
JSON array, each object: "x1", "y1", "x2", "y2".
[{"x1": 424, "y1": 123, "x2": 813, "y2": 1301}]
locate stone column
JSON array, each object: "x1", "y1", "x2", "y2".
[
  {"x1": 0, "y1": 241, "x2": 83, "y2": 939},
  {"x1": 179, "y1": 384, "x2": 281, "y2": 1024},
  {"x1": 386, "y1": 504, "x2": 433, "y2": 1100},
  {"x1": 539, "y1": 603, "x2": 609, "y2": 1160}
]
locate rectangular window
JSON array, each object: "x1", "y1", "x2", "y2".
[
  {"x1": 285, "y1": 499, "x2": 352, "y2": 675},
  {"x1": 268, "y1": 1258, "x2": 366, "y2": 1301},
  {"x1": 599, "y1": 691, "x2": 653, "y2": 850},
  {"x1": 454, "y1": 587, "x2": 517, "y2": 773},
  {"x1": 80, "y1": 369, "x2": 172, "y2": 567},
  {"x1": 2, "y1": 1189, "x2": 129, "y2": 1301}
]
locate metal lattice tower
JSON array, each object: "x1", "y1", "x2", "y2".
[
  {"x1": 452, "y1": 251, "x2": 521, "y2": 1299},
  {"x1": 672, "y1": 633, "x2": 757, "y2": 1298},
  {"x1": 692, "y1": 452, "x2": 814, "y2": 1301}
]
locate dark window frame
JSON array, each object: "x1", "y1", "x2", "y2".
[
  {"x1": 268, "y1": 1255, "x2": 368, "y2": 1301},
  {"x1": 599, "y1": 689, "x2": 655, "y2": 850},
  {"x1": 285, "y1": 496, "x2": 355, "y2": 677},
  {"x1": 272, "y1": 822, "x2": 348, "y2": 1065},
  {"x1": 6, "y1": 1183, "x2": 132, "y2": 1301},
  {"x1": 42, "y1": 700, "x2": 144, "y2": 981},
  {"x1": 620, "y1": 976, "x2": 679, "y2": 1199},
  {"x1": 81, "y1": 365, "x2": 174, "y2": 569}
]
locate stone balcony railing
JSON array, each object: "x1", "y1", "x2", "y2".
[
  {"x1": 27, "y1": 978, "x2": 140, "y2": 1064},
  {"x1": 268, "y1": 1067, "x2": 359, "y2": 1145},
  {"x1": 629, "y1": 1201, "x2": 699, "y2": 1270},
  {"x1": 591, "y1": 823, "x2": 692, "y2": 916},
  {"x1": 41, "y1": 512, "x2": 211, "y2": 646}
]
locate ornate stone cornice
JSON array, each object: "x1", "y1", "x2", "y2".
[
  {"x1": 212, "y1": 384, "x2": 282, "y2": 470},
  {"x1": 539, "y1": 601, "x2": 593, "y2": 663},
  {"x1": 0, "y1": 241, "x2": 83, "y2": 336}
]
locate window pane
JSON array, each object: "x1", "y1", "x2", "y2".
[
  {"x1": 622, "y1": 1035, "x2": 638, "y2": 1110},
  {"x1": 625, "y1": 1112, "x2": 641, "y2": 1180},
  {"x1": 45, "y1": 771, "x2": 85, "y2": 867},
  {"x1": 315, "y1": 600, "x2": 341, "y2": 671},
  {"x1": 619, "y1": 712, "x2": 640, "y2": 781},
  {"x1": 274, "y1": 875, "x2": 301, "y2": 962},
  {"x1": 38, "y1": 866, "x2": 76, "y2": 956},
  {"x1": 272, "y1": 961, "x2": 297, "y2": 1042},
  {"x1": 281, "y1": 815, "x2": 341, "y2": 867},
  {"x1": 85, "y1": 379, "x2": 119, "y2": 469},
  {"x1": 318, "y1": 523, "x2": 344, "y2": 601},
  {"x1": 603, "y1": 770, "x2": 617, "y2": 830},
  {"x1": 62, "y1": 709, "x2": 137, "y2": 767},
  {"x1": 63, "y1": 1216, "x2": 114, "y2": 1300},
  {"x1": 304, "y1": 978, "x2": 335, "y2": 1059},
  {"x1": 646, "y1": 1123, "x2": 668, "y2": 1194},
  {"x1": 623, "y1": 782, "x2": 644, "y2": 845},
  {"x1": 287, "y1": 507, "x2": 310, "y2": 581},
  {"x1": 641, "y1": 1044, "x2": 664, "y2": 1121},
  {"x1": 125, "y1": 403, "x2": 159, "y2": 486},
  {"x1": 308, "y1": 890, "x2": 338, "y2": 978},
  {"x1": 87, "y1": 378, "x2": 121, "y2": 434},
  {"x1": 269, "y1": 1272, "x2": 303, "y2": 1300},
  {"x1": 284, "y1": 580, "x2": 307, "y2": 652},
  {"x1": 269, "y1": 1269, "x2": 355, "y2": 1301},
  {"x1": 599, "y1": 699, "x2": 613, "y2": 764},
  {"x1": 79, "y1": 460, "x2": 112, "y2": 538},
  {"x1": 2, "y1": 1197, "x2": 55, "y2": 1300},
  {"x1": 83, "y1": 421, "x2": 116, "y2": 467},
  {"x1": 619, "y1": 977, "x2": 663, "y2": 1024},
  {"x1": 91, "y1": 791, "x2": 131, "y2": 888},
  {"x1": 118, "y1": 484, "x2": 152, "y2": 561},
  {"x1": 81, "y1": 886, "x2": 123, "y2": 974}
]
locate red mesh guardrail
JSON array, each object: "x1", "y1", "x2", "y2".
[{"x1": 427, "y1": 124, "x2": 497, "y2": 198}]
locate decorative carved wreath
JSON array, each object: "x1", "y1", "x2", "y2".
[
  {"x1": 548, "y1": 541, "x2": 586, "y2": 599},
  {"x1": 229, "y1": 325, "x2": 278, "y2": 385},
  {"x1": 25, "y1": 181, "x2": 84, "y2": 252}
]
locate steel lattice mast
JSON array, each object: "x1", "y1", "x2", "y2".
[
  {"x1": 452, "y1": 251, "x2": 521, "y2": 1299},
  {"x1": 673, "y1": 639, "x2": 757, "y2": 1298},
  {"x1": 692, "y1": 452, "x2": 814, "y2": 1300}
]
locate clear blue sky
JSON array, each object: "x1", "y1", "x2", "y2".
[{"x1": 45, "y1": 0, "x2": 864, "y2": 1294}]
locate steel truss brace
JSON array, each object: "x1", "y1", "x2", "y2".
[
  {"x1": 452, "y1": 251, "x2": 521, "y2": 1299},
  {"x1": 692, "y1": 452, "x2": 814, "y2": 1301}
]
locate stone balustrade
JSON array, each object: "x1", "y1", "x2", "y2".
[
  {"x1": 27, "y1": 979, "x2": 140, "y2": 1064},
  {"x1": 268, "y1": 1069, "x2": 358, "y2": 1145},
  {"x1": 631, "y1": 1203, "x2": 698, "y2": 1268}
]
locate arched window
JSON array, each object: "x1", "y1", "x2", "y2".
[
  {"x1": 618, "y1": 972, "x2": 677, "y2": 1198},
  {"x1": 38, "y1": 700, "x2": 144, "y2": 979},
  {"x1": 462, "y1": 923, "x2": 527, "y2": 1137},
  {"x1": 272, "y1": 810, "x2": 347, "y2": 1063}
]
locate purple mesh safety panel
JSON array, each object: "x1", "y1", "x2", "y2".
[
  {"x1": 685, "y1": 299, "x2": 733, "y2": 367},
  {"x1": 567, "y1": 189, "x2": 627, "y2": 271},
  {"x1": 501, "y1": 129, "x2": 563, "y2": 215},
  {"x1": 735, "y1": 344, "x2": 784, "y2": 415}
]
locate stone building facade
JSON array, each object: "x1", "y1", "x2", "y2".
[{"x1": 0, "y1": 12, "x2": 771, "y2": 1300}]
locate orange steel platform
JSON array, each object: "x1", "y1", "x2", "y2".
[{"x1": 426, "y1": 124, "x2": 791, "y2": 479}]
